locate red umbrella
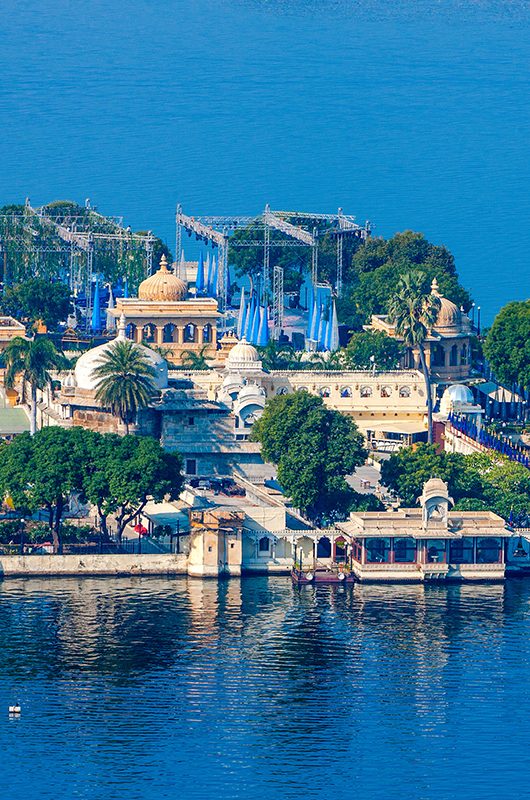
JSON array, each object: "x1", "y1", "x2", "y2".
[{"x1": 134, "y1": 524, "x2": 148, "y2": 536}]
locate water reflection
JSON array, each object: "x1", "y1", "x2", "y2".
[{"x1": 0, "y1": 578, "x2": 529, "y2": 800}]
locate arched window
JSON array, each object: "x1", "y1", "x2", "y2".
[
  {"x1": 340, "y1": 386, "x2": 352, "y2": 398},
  {"x1": 450, "y1": 344, "x2": 458, "y2": 367},
  {"x1": 258, "y1": 536, "x2": 270, "y2": 553},
  {"x1": 125, "y1": 323, "x2": 136, "y2": 341},
  {"x1": 202, "y1": 323, "x2": 212, "y2": 343},
  {"x1": 432, "y1": 344, "x2": 445, "y2": 367},
  {"x1": 461, "y1": 344, "x2": 468, "y2": 365},
  {"x1": 276, "y1": 386, "x2": 288, "y2": 395},
  {"x1": 142, "y1": 323, "x2": 156, "y2": 343},
  {"x1": 399, "y1": 386, "x2": 411, "y2": 398},
  {"x1": 163, "y1": 323, "x2": 176, "y2": 343},
  {"x1": 380, "y1": 385, "x2": 392, "y2": 398},
  {"x1": 360, "y1": 386, "x2": 372, "y2": 398},
  {"x1": 317, "y1": 536, "x2": 331, "y2": 558},
  {"x1": 320, "y1": 387, "x2": 331, "y2": 398},
  {"x1": 297, "y1": 386, "x2": 309, "y2": 393},
  {"x1": 184, "y1": 323, "x2": 196, "y2": 343}
]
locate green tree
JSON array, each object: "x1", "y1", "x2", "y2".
[
  {"x1": 257, "y1": 340, "x2": 296, "y2": 371},
  {"x1": 0, "y1": 428, "x2": 88, "y2": 552},
  {"x1": 380, "y1": 444, "x2": 476, "y2": 507},
  {"x1": 252, "y1": 392, "x2": 366, "y2": 522},
  {"x1": 342, "y1": 330, "x2": 402, "y2": 370},
  {"x1": 181, "y1": 345, "x2": 215, "y2": 370},
  {"x1": 4, "y1": 336, "x2": 65, "y2": 434},
  {"x1": 483, "y1": 300, "x2": 530, "y2": 391},
  {"x1": 92, "y1": 340, "x2": 157, "y2": 433},
  {"x1": 458, "y1": 452, "x2": 530, "y2": 520},
  {"x1": 0, "y1": 277, "x2": 72, "y2": 330},
  {"x1": 387, "y1": 272, "x2": 441, "y2": 443},
  {"x1": 339, "y1": 231, "x2": 472, "y2": 327},
  {"x1": 95, "y1": 435, "x2": 183, "y2": 541}
]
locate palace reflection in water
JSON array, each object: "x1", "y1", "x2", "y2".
[{"x1": 1, "y1": 577, "x2": 530, "y2": 800}]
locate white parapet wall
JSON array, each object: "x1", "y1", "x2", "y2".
[{"x1": 0, "y1": 553, "x2": 188, "y2": 578}]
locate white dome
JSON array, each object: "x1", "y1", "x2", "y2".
[
  {"x1": 237, "y1": 383, "x2": 266, "y2": 401},
  {"x1": 440, "y1": 383, "x2": 474, "y2": 415},
  {"x1": 227, "y1": 337, "x2": 259, "y2": 365},
  {"x1": 74, "y1": 320, "x2": 168, "y2": 392}
]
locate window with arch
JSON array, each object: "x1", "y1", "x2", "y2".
[
  {"x1": 183, "y1": 323, "x2": 196, "y2": 343},
  {"x1": 399, "y1": 386, "x2": 411, "y2": 398},
  {"x1": 360, "y1": 386, "x2": 372, "y2": 398},
  {"x1": 340, "y1": 386, "x2": 352, "y2": 398},
  {"x1": 202, "y1": 323, "x2": 212, "y2": 343},
  {"x1": 380, "y1": 385, "x2": 392, "y2": 398},
  {"x1": 461, "y1": 343, "x2": 468, "y2": 365},
  {"x1": 258, "y1": 536, "x2": 270, "y2": 553},
  {"x1": 316, "y1": 537, "x2": 332, "y2": 558},
  {"x1": 142, "y1": 323, "x2": 156, "y2": 343},
  {"x1": 163, "y1": 323, "x2": 176, "y2": 343},
  {"x1": 297, "y1": 386, "x2": 309, "y2": 393},
  {"x1": 125, "y1": 323, "x2": 136, "y2": 341},
  {"x1": 320, "y1": 387, "x2": 331, "y2": 398},
  {"x1": 432, "y1": 344, "x2": 445, "y2": 367},
  {"x1": 276, "y1": 386, "x2": 289, "y2": 395},
  {"x1": 450, "y1": 344, "x2": 458, "y2": 367}
]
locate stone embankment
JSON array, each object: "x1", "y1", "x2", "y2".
[{"x1": 0, "y1": 553, "x2": 188, "y2": 578}]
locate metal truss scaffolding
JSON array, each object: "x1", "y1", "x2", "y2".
[{"x1": 175, "y1": 203, "x2": 371, "y2": 314}]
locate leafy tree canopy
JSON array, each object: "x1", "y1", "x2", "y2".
[
  {"x1": 0, "y1": 278, "x2": 72, "y2": 329},
  {"x1": 251, "y1": 392, "x2": 366, "y2": 522},
  {"x1": 380, "y1": 444, "x2": 530, "y2": 521},
  {"x1": 0, "y1": 427, "x2": 183, "y2": 549},
  {"x1": 483, "y1": 300, "x2": 530, "y2": 391},
  {"x1": 339, "y1": 232, "x2": 472, "y2": 328},
  {"x1": 342, "y1": 330, "x2": 402, "y2": 370}
]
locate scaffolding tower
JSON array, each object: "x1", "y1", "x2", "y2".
[
  {"x1": 175, "y1": 203, "x2": 370, "y2": 314},
  {"x1": 0, "y1": 199, "x2": 156, "y2": 329}
]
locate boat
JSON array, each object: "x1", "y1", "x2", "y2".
[{"x1": 291, "y1": 562, "x2": 355, "y2": 585}]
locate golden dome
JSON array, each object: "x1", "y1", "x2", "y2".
[
  {"x1": 431, "y1": 278, "x2": 461, "y2": 331},
  {"x1": 138, "y1": 255, "x2": 187, "y2": 301}
]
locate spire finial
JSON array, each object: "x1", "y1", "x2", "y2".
[
  {"x1": 431, "y1": 277, "x2": 440, "y2": 296},
  {"x1": 117, "y1": 313, "x2": 127, "y2": 340},
  {"x1": 159, "y1": 254, "x2": 169, "y2": 272}
]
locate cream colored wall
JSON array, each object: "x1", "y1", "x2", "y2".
[{"x1": 182, "y1": 368, "x2": 427, "y2": 419}]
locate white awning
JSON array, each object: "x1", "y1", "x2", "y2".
[{"x1": 475, "y1": 382, "x2": 524, "y2": 403}]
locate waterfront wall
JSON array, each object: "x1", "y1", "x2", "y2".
[{"x1": 0, "y1": 553, "x2": 188, "y2": 578}]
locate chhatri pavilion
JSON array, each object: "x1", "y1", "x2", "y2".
[
  {"x1": 111, "y1": 254, "x2": 220, "y2": 366},
  {"x1": 370, "y1": 278, "x2": 473, "y2": 382}
]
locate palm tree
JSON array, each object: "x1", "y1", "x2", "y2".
[
  {"x1": 181, "y1": 346, "x2": 214, "y2": 370},
  {"x1": 387, "y1": 272, "x2": 441, "y2": 443},
  {"x1": 258, "y1": 340, "x2": 296, "y2": 371},
  {"x1": 309, "y1": 350, "x2": 345, "y2": 371},
  {"x1": 4, "y1": 336, "x2": 65, "y2": 435},
  {"x1": 92, "y1": 340, "x2": 157, "y2": 434}
]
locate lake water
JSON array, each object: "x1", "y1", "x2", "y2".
[
  {"x1": 2, "y1": 576, "x2": 530, "y2": 800},
  {"x1": 0, "y1": 1, "x2": 529, "y2": 322}
]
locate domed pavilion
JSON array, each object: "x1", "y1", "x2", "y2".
[
  {"x1": 370, "y1": 278, "x2": 473, "y2": 382},
  {"x1": 111, "y1": 255, "x2": 221, "y2": 366}
]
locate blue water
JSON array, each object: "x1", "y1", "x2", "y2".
[
  {"x1": 1, "y1": 577, "x2": 530, "y2": 800},
  {"x1": 0, "y1": 1, "x2": 529, "y2": 322}
]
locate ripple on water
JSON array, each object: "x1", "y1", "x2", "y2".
[{"x1": 0, "y1": 577, "x2": 529, "y2": 800}]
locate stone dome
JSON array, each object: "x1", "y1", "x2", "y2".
[
  {"x1": 138, "y1": 255, "x2": 187, "y2": 302},
  {"x1": 226, "y1": 337, "x2": 260, "y2": 366},
  {"x1": 440, "y1": 383, "x2": 474, "y2": 415},
  {"x1": 431, "y1": 278, "x2": 461, "y2": 331},
  {"x1": 74, "y1": 315, "x2": 168, "y2": 392},
  {"x1": 237, "y1": 383, "x2": 266, "y2": 401}
]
